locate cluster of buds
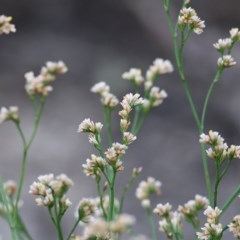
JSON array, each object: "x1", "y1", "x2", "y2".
[
  {"x1": 213, "y1": 28, "x2": 240, "y2": 68},
  {"x1": 136, "y1": 177, "x2": 162, "y2": 208},
  {"x1": 119, "y1": 93, "x2": 143, "y2": 122},
  {"x1": 154, "y1": 203, "x2": 183, "y2": 239},
  {"x1": 0, "y1": 106, "x2": 19, "y2": 124},
  {"x1": 0, "y1": 180, "x2": 20, "y2": 216},
  {"x1": 178, "y1": 194, "x2": 209, "y2": 227},
  {"x1": 178, "y1": 7, "x2": 205, "y2": 34},
  {"x1": 29, "y1": 173, "x2": 73, "y2": 210},
  {"x1": 0, "y1": 15, "x2": 16, "y2": 35},
  {"x1": 78, "y1": 118, "x2": 103, "y2": 148},
  {"x1": 122, "y1": 58, "x2": 171, "y2": 113},
  {"x1": 95, "y1": 195, "x2": 120, "y2": 218},
  {"x1": 105, "y1": 142, "x2": 127, "y2": 172},
  {"x1": 82, "y1": 214, "x2": 135, "y2": 239},
  {"x1": 25, "y1": 61, "x2": 68, "y2": 97},
  {"x1": 91, "y1": 81, "x2": 119, "y2": 109},
  {"x1": 76, "y1": 198, "x2": 97, "y2": 223},
  {"x1": 199, "y1": 130, "x2": 240, "y2": 163},
  {"x1": 82, "y1": 154, "x2": 106, "y2": 179},
  {"x1": 228, "y1": 215, "x2": 240, "y2": 239},
  {"x1": 196, "y1": 206, "x2": 222, "y2": 239}
]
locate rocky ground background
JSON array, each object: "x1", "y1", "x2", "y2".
[{"x1": 1, "y1": 0, "x2": 240, "y2": 239}]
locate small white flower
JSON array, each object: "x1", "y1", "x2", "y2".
[
  {"x1": 122, "y1": 68, "x2": 144, "y2": 86},
  {"x1": 0, "y1": 15, "x2": 16, "y2": 35},
  {"x1": 91, "y1": 81, "x2": 110, "y2": 94},
  {"x1": 213, "y1": 38, "x2": 232, "y2": 51},
  {"x1": 146, "y1": 58, "x2": 174, "y2": 81},
  {"x1": 217, "y1": 55, "x2": 236, "y2": 68},
  {"x1": 0, "y1": 106, "x2": 19, "y2": 123}
]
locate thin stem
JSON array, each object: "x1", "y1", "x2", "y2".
[
  {"x1": 108, "y1": 169, "x2": 117, "y2": 221},
  {"x1": 15, "y1": 98, "x2": 46, "y2": 208},
  {"x1": 104, "y1": 106, "x2": 113, "y2": 145},
  {"x1": 221, "y1": 183, "x2": 240, "y2": 215},
  {"x1": 200, "y1": 142, "x2": 212, "y2": 206},
  {"x1": 146, "y1": 207, "x2": 157, "y2": 240},
  {"x1": 213, "y1": 162, "x2": 221, "y2": 208},
  {"x1": 66, "y1": 219, "x2": 81, "y2": 240},
  {"x1": 131, "y1": 106, "x2": 141, "y2": 134},
  {"x1": 119, "y1": 172, "x2": 138, "y2": 213},
  {"x1": 201, "y1": 68, "x2": 223, "y2": 128},
  {"x1": 96, "y1": 180, "x2": 107, "y2": 220}
]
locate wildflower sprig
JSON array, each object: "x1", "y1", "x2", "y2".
[
  {"x1": 200, "y1": 130, "x2": 240, "y2": 210},
  {"x1": 79, "y1": 62, "x2": 170, "y2": 229},
  {"x1": 0, "y1": 58, "x2": 67, "y2": 239},
  {"x1": 164, "y1": 0, "x2": 240, "y2": 208}
]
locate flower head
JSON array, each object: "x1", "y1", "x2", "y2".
[
  {"x1": 178, "y1": 7, "x2": 205, "y2": 34},
  {"x1": 78, "y1": 118, "x2": 103, "y2": 134},
  {"x1": 25, "y1": 61, "x2": 67, "y2": 96},
  {"x1": 122, "y1": 68, "x2": 144, "y2": 86},
  {"x1": 0, "y1": 106, "x2": 19, "y2": 124},
  {"x1": 217, "y1": 55, "x2": 236, "y2": 68},
  {"x1": 136, "y1": 177, "x2": 162, "y2": 202},
  {"x1": 0, "y1": 15, "x2": 16, "y2": 35},
  {"x1": 229, "y1": 215, "x2": 240, "y2": 239},
  {"x1": 146, "y1": 58, "x2": 174, "y2": 82}
]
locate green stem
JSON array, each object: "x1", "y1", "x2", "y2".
[
  {"x1": 146, "y1": 207, "x2": 157, "y2": 240},
  {"x1": 66, "y1": 219, "x2": 81, "y2": 240},
  {"x1": 119, "y1": 172, "x2": 138, "y2": 213},
  {"x1": 104, "y1": 106, "x2": 113, "y2": 145},
  {"x1": 201, "y1": 68, "x2": 223, "y2": 128},
  {"x1": 200, "y1": 142, "x2": 212, "y2": 206},
  {"x1": 96, "y1": 180, "x2": 107, "y2": 220},
  {"x1": 108, "y1": 168, "x2": 117, "y2": 221},
  {"x1": 213, "y1": 162, "x2": 221, "y2": 208},
  {"x1": 131, "y1": 106, "x2": 141, "y2": 134},
  {"x1": 221, "y1": 183, "x2": 240, "y2": 215},
  {"x1": 15, "y1": 98, "x2": 46, "y2": 208}
]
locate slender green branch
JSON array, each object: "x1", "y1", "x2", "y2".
[
  {"x1": 213, "y1": 162, "x2": 221, "y2": 208},
  {"x1": 96, "y1": 180, "x2": 107, "y2": 220},
  {"x1": 15, "y1": 98, "x2": 46, "y2": 209},
  {"x1": 145, "y1": 207, "x2": 157, "y2": 240},
  {"x1": 108, "y1": 168, "x2": 117, "y2": 221},
  {"x1": 201, "y1": 68, "x2": 223, "y2": 128},
  {"x1": 119, "y1": 172, "x2": 138, "y2": 213},
  {"x1": 66, "y1": 219, "x2": 81, "y2": 240},
  {"x1": 221, "y1": 183, "x2": 240, "y2": 215},
  {"x1": 104, "y1": 106, "x2": 113, "y2": 145}
]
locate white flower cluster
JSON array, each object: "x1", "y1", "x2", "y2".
[
  {"x1": 29, "y1": 173, "x2": 73, "y2": 208},
  {"x1": 0, "y1": 180, "x2": 20, "y2": 216},
  {"x1": 76, "y1": 198, "x2": 97, "y2": 223},
  {"x1": 200, "y1": 130, "x2": 240, "y2": 161},
  {"x1": 82, "y1": 154, "x2": 106, "y2": 179},
  {"x1": 82, "y1": 214, "x2": 135, "y2": 239},
  {"x1": 158, "y1": 211, "x2": 183, "y2": 238},
  {"x1": 78, "y1": 118, "x2": 103, "y2": 134},
  {"x1": 213, "y1": 28, "x2": 240, "y2": 68},
  {"x1": 91, "y1": 81, "x2": 119, "y2": 108},
  {"x1": 146, "y1": 58, "x2": 173, "y2": 83},
  {"x1": 122, "y1": 68, "x2": 144, "y2": 86},
  {"x1": 122, "y1": 58, "x2": 172, "y2": 112},
  {"x1": 0, "y1": 106, "x2": 19, "y2": 124},
  {"x1": 228, "y1": 215, "x2": 240, "y2": 239},
  {"x1": 178, "y1": 7, "x2": 205, "y2": 34},
  {"x1": 25, "y1": 61, "x2": 68, "y2": 96},
  {"x1": 136, "y1": 177, "x2": 162, "y2": 208},
  {"x1": 0, "y1": 15, "x2": 16, "y2": 35},
  {"x1": 197, "y1": 206, "x2": 222, "y2": 239},
  {"x1": 178, "y1": 194, "x2": 209, "y2": 218}
]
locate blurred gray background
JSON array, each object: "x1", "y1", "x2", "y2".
[{"x1": 1, "y1": 0, "x2": 240, "y2": 239}]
